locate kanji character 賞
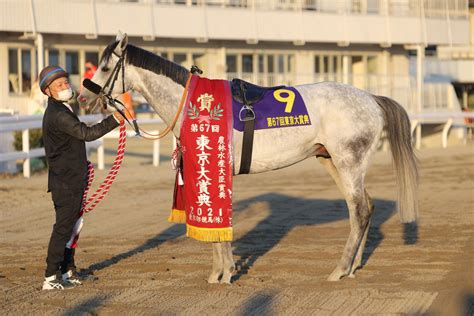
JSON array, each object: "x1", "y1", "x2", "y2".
[
  {"x1": 197, "y1": 179, "x2": 211, "y2": 194},
  {"x1": 303, "y1": 115, "x2": 310, "y2": 124},
  {"x1": 197, "y1": 93, "x2": 215, "y2": 112}
]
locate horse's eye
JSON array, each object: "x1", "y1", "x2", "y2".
[{"x1": 102, "y1": 67, "x2": 109, "y2": 72}]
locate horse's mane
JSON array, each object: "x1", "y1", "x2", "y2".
[{"x1": 100, "y1": 41, "x2": 189, "y2": 87}]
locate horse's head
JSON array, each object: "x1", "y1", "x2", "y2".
[{"x1": 77, "y1": 32, "x2": 132, "y2": 109}]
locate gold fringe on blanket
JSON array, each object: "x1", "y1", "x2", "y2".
[
  {"x1": 186, "y1": 224, "x2": 233, "y2": 242},
  {"x1": 168, "y1": 209, "x2": 186, "y2": 223}
]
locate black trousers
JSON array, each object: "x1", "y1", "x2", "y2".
[{"x1": 45, "y1": 188, "x2": 84, "y2": 277}]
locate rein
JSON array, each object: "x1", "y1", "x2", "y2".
[
  {"x1": 88, "y1": 50, "x2": 193, "y2": 141},
  {"x1": 70, "y1": 48, "x2": 197, "y2": 249},
  {"x1": 137, "y1": 73, "x2": 192, "y2": 140}
]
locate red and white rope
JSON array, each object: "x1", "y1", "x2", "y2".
[
  {"x1": 67, "y1": 120, "x2": 126, "y2": 249},
  {"x1": 80, "y1": 120, "x2": 127, "y2": 215}
]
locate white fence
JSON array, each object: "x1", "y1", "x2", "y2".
[
  {"x1": 0, "y1": 114, "x2": 164, "y2": 178},
  {"x1": 410, "y1": 111, "x2": 474, "y2": 149},
  {"x1": 1, "y1": 111, "x2": 473, "y2": 178}
]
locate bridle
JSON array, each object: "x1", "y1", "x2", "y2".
[
  {"x1": 85, "y1": 49, "x2": 193, "y2": 140},
  {"x1": 102, "y1": 51, "x2": 127, "y2": 103}
]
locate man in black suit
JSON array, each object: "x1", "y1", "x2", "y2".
[{"x1": 39, "y1": 66, "x2": 124, "y2": 290}]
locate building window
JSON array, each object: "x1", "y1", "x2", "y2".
[
  {"x1": 226, "y1": 55, "x2": 237, "y2": 73},
  {"x1": 288, "y1": 54, "x2": 294, "y2": 73},
  {"x1": 65, "y1": 51, "x2": 80, "y2": 89},
  {"x1": 192, "y1": 53, "x2": 206, "y2": 73},
  {"x1": 8, "y1": 48, "x2": 32, "y2": 95},
  {"x1": 8, "y1": 49, "x2": 18, "y2": 93},
  {"x1": 277, "y1": 55, "x2": 285, "y2": 73},
  {"x1": 85, "y1": 52, "x2": 99, "y2": 68},
  {"x1": 48, "y1": 49, "x2": 59, "y2": 66},
  {"x1": 242, "y1": 54, "x2": 253, "y2": 73},
  {"x1": 258, "y1": 55, "x2": 264, "y2": 73},
  {"x1": 65, "y1": 51, "x2": 79, "y2": 75},
  {"x1": 173, "y1": 53, "x2": 187, "y2": 66},
  {"x1": 314, "y1": 54, "x2": 343, "y2": 82},
  {"x1": 226, "y1": 52, "x2": 294, "y2": 86},
  {"x1": 159, "y1": 52, "x2": 169, "y2": 60},
  {"x1": 367, "y1": 55, "x2": 377, "y2": 74},
  {"x1": 267, "y1": 55, "x2": 274, "y2": 73}
]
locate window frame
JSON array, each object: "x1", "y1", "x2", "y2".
[{"x1": 7, "y1": 46, "x2": 35, "y2": 96}]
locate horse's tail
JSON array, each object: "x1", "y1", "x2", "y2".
[{"x1": 373, "y1": 95, "x2": 419, "y2": 223}]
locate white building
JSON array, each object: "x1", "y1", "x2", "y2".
[{"x1": 0, "y1": 0, "x2": 472, "y2": 115}]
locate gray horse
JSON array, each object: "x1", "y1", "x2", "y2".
[{"x1": 78, "y1": 33, "x2": 418, "y2": 283}]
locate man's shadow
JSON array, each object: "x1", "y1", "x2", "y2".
[
  {"x1": 84, "y1": 193, "x2": 411, "y2": 278},
  {"x1": 231, "y1": 193, "x2": 396, "y2": 281}
]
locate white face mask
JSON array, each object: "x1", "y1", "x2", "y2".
[{"x1": 56, "y1": 87, "x2": 74, "y2": 102}]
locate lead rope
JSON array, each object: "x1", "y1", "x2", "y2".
[
  {"x1": 67, "y1": 120, "x2": 126, "y2": 249},
  {"x1": 82, "y1": 120, "x2": 126, "y2": 213},
  {"x1": 136, "y1": 73, "x2": 193, "y2": 140}
]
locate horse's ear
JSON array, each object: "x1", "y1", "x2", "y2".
[
  {"x1": 120, "y1": 33, "x2": 128, "y2": 51},
  {"x1": 115, "y1": 32, "x2": 128, "y2": 55},
  {"x1": 116, "y1": 30, "x2": 124, "y2": 41}
]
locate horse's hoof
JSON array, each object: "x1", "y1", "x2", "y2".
[
  {"x1": 327, "y1": 268, "x2": 347, "y2": 281},
  {"x1": 207, "y1": 275, "x2": 220, "y2": 284},
  {"x1": 220, "y1": 275, "x2": 232, "y2": 284}
]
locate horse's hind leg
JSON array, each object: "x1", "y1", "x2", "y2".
[
  {"x1": 318, "y1": 156, "x2": 374, "y2": 281},
  {"x1": 349, "y1": 190, "x2": 374, "y2": 277},
  {"x1": 220, "y1": 242, "x2": 235, "y2": 284},
  {"x1": 208, "y1": 243, "x2": 223, "y2": 283},
  {"x1": 329, "y1": 178, "x2": 372, "y2": 281}
]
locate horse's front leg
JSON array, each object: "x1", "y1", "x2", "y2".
[
  {"x1": 220, "y1": 242, "x2": 235, "y2": 284},
  {"x1": 208, "y1": 242, "x2": 223, "y2": 283}
]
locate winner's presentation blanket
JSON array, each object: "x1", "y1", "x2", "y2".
[{"x1": 169, "y1": 76, "x2": 234, "y2": 242}]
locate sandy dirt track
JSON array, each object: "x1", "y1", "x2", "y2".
[{"x1": 1, "y1": 136, "x2": 473, "y2": 315}]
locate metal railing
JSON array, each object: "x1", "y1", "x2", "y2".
[
  {"x1": 226, "y1": 72, "x2": 295, "y2": 86},
  {"x1": 225, "y1": 70, "x2": 474, "y2": 147},
  {"x1": 145, "y1": 0, "x2": 469, "y2": 19},
  {"x1": 226, "y1": 72, "x2": 464, "y2": 114}
]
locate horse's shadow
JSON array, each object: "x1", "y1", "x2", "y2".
[
  {"x1": 84, "y1": 193, "x2": 402, "y2": 278},
  {"x1": 231, "y1": 193, "x2": 396, "y2": 281}
]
